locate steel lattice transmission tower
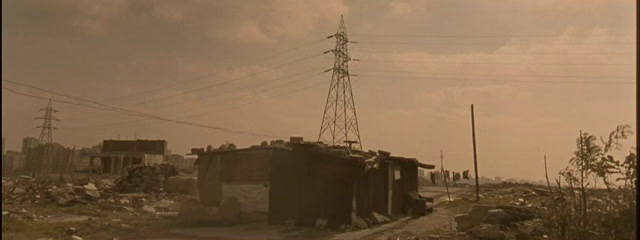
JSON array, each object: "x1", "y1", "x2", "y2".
[
  {"x1": 318, "y1": 15, "x2": 362, "y2": 150},
  {"x1": 36, "y1": 99, "x2": 59, "y2": 144}
]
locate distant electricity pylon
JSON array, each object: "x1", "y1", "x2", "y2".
[
  {"x1": 36, "y1": 99, "x2": 59, "y2": 144},
  {"x1": 318, "y1": 15, "x2": 362, "y2": 150}
]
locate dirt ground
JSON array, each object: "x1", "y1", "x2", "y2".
[{"x1": 3, "y1": 182, "x2": 551, "y2": 240}]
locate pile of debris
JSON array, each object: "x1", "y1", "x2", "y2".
[
  {"x1": 114, "y1": 164, "x2": 177, "y2": 193},
  {"x1": 1, "y1": 175, "x2": 113, "y2": 206},
  {"x1": 455, "y1": 205, "x2": 547, "y2": 240}
]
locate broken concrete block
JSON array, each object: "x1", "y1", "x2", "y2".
[
  {"x1": 84, "y1": 183, "x2": 101, "y2": 198},
  {"x1": 454, "y1": 205, "x2": 493, "y2": 231},
  {"x1": 142, "y1": 205, "x2": 156, "y2": 214},
  {"x1": 13, "y1": 187, "x2": 25, "y2": 194},
  {"x1": 484, "y1": 209, "x2": 514, "y2": 225}
]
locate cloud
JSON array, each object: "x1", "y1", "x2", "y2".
[
  {"x1": 148, "y1": 0, "x2": 348, "y2": 45},
  {"x1": 389, "y1": 2, "x2": 412, "y2": 15},
  {"x1": 51, "y1": 0, "x2": 130, "y2": 34}
]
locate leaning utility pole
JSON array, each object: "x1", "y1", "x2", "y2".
[
  {"x1": 318, "y1": 15, "x2": 363, "y2": 150},
  {"x1": 471, "y1": 104, "x2": 480, "y2": 201}
]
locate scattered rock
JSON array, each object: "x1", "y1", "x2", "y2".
[
  {"x1": 71, "y1": 236, "x2": 83, "y2": 240},
  {"x1": 12, "y1": 187, "x2": 25, "y2": 194},
  {"x1": 84, "y1": 183, "x2": 101, "y2": 198},
  {"x1": 142, "y1": 205, "x2": 156, "y2": 214},
  {"x1": 66, "y1": 227, "x2": 78, "y2": 235}
]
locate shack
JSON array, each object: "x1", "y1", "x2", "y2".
[{"x1": 192, "y1": 137, "x2": 434, "y2": 229}]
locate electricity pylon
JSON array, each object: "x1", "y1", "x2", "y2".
[
  {"x1": 36, "y1": 99, "x2": 59, "y2": 144},
  {"x1": 318, "y1": 15, "x2": 362, "y2": 150}
]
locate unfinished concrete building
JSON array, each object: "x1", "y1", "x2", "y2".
[{"x1": 87, "y1": 139, "x2": 168, "y2": 175}]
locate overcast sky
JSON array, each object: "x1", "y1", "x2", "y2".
[{"x1": 2, "y1": 0, "x2": 636, "y2": 181}]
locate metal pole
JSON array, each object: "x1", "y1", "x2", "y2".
[
  {"x1": 471, "y1": 104, "x2": 480, "y2": 201},
  {"x1": 441, "y1": 150, "x2": 451, "y2": 201}
]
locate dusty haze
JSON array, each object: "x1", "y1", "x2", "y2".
[{"x1": 2, "y1": 0, "x2": 636, "y2": 182}]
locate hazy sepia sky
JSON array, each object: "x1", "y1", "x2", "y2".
[{"x1": 2, "y1": 0, "x2": 636, "y2": 181}]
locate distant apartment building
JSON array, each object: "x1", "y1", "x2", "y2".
[
  {"x1": 88, "y1": 139, "x2": 168, "y2": 175},
  {"x1": 21, "y1": 137, "x2": 39, "y2": 171},
  {"x1": 2, "y1": 150, "x2": 26, "y2": 176},
  {"x1": 26, "y1": 143, "x2": 75, "y2": 175},
  {"x1": 22, "y1": 137, "x2": 39, "y2": 154}
]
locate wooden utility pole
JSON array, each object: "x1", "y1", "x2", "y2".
[
  {"x1": 544, "y1": 154, "x2": 553, "y2": 193},
  {"x1": 441, "y1": 150, "x2": 451, "y2": 201},
  {"x1": 471, "y1": 104, "x2": 480, "y2": 202}
]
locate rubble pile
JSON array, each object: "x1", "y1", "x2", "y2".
[
  {"x1": 455, "y1": 205, "x2": 546, "y2": 240},
  {"x1": 2, "y1": 176, "x2": 54, "y2": 205},
  {"x1": 450, "y1": 183, "x2": 555, "y2": 240},
  {"x1": 1, "y1": 176, "x2": 113, "y2": 206},
  {"x1": 114, "y1": 164, "x2": 178, "y2": 193}
]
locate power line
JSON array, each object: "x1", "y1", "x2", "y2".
[
  {"x1": 65, "y1": 37, "x2": 329, "y2": 116},
  {"x1": 172, "y1": 71, "x2": 326, "y2": 116},
  {"x1": 65, "y1": 65, "x2": 328, "y2": 123},
  {"x1": 355, "y1": 41, "x2": 634, "y2": 46},
  {"x1": 353, "y1": 74, "x2": 634, "y2": 85},
  {"x1": 2, "y1": 86, "x2": 285, "y2": 139},
  {"x1": 351, "y1": 50, "x2": 635, "y2": 55},
  {"x1": 68, "y1": 75, "x2": 331, "y2": 132},
  {"x1": 352, "y1": 69, "x2": 633, "y2": 79},
  {"x1": 4, "y1": 80, "x2": 157, "y2": 119},
  {"x1": 128, "y1": 52, "x2": 325, "y2": 106},
  {"x1": 69, "y1": 71, "x2": 328, "y2": 131},
  {"x1": 357, "y1": 59, "x2": 633, "y2": 66},
  {"x1": 350, "y1": 33, "x2": 633, "y2": 38},
  {"x1": 130, "y1": 38, "x2": 329, "y2": 98}
]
